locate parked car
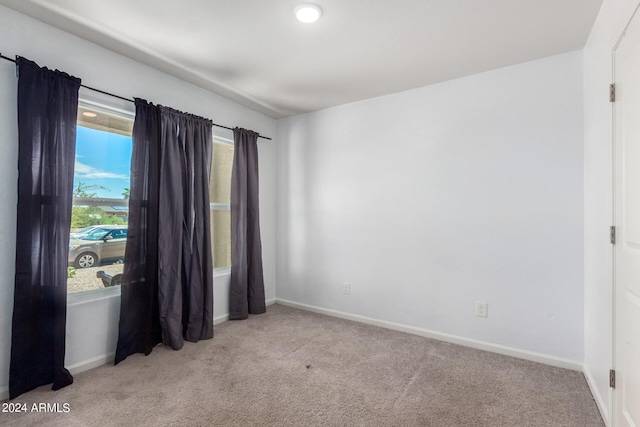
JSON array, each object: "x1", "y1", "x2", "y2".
[
  {"x1": 68, "y1": 225, "x2": 128, "y2": 268},
  {"x1": 69, "y1": 225, "x2": 103, "y2": 239}
]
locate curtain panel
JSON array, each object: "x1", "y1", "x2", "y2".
[
  {"x1": 10, "y1": 57, "x2": 81, "y2": 399},
  {"x1": 116, "y1": 102, "x2": 214, "y2": 362},
  {"x1": 229, "y1": 127, "x2": 266, "y2": 320},
  {"x1": 115, "y1": 99, "x2": 163, "y2": 364},
  {"x1": 157, "y1": 107, "x2": 214, "y2": 349}
]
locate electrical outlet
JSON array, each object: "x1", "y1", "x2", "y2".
[
  {"x1": 342, "y1": 282, "x2": 350, "y2": 295},
  {"x1": 476, "y1": 301, "x2": 488, "y2": 318}
]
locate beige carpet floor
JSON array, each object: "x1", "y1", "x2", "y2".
[{"x1": 1, "y1": 304, "x2": 603, "y2": 426}]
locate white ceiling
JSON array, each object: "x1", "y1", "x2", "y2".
[{"x1": 0, "y1": 0, "x2": 603, "y2": 119}]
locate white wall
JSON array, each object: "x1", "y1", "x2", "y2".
[
  {"x1": 276, "y1": 51, "x2": 585, "y2": 363},
  {"x1": 0, "y1": 5, "x2": 277, "y2": 398},
  {"x1": 583, "y1": 0, "x2": 640, "y2": 424}
]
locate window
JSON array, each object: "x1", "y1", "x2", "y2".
[
  {"x1": 210, "y1": 132, "x2": 234, "y2": 270},
  {"x1": 67, "y1": 102, "x2": 133, "y2": 294},
  {"x1": 67, "y1": 104, "x2": 232, "y2": 293}
]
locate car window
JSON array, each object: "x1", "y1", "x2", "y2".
[
  {"x1": 76, "y1": 226, "x2": 96, "y2": 234},
  {"x1": 82, "y1": 229, "x2": 109, "y2": 240},
  {"x1": 111, "y1": 229, "x2": 127, "y2": 239}
]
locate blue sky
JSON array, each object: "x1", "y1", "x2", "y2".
[{"x1": 74, "y1": 126, "x2": 132, "y2": 198}]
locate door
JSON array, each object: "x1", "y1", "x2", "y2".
[
  {"x1": 100, "y1": 228, "x2": 127, "y2": 262},
  {"x1": 614, "y1": 5, "x2": 640, "y2": 426}
]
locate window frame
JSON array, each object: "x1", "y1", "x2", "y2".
[
  {"x1": 67, "y1": 97, "x2": 134, "y2": 302},
  {"x1": 211, "y1": 132, "x2": 234, "y2": 276},
  {"x1": 68, "y1": 98, "x2": 234, "y2": 301}
]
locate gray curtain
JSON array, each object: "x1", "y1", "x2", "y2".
[
  {"x1": 229, "y1": 127, "x2": 266, "y2": 320},
  {"x1": 115, "y1": 99, "x2": 162, "y2": 364},
  {"x1": 116, "y1": 102, "x2": 213, "y2": 361},
  {"x1": 10, "y1": 57, "x2": 80, "y2": 398},
  {"x1": 157, "y1": 107, "x2": 214, "y2": 349}
]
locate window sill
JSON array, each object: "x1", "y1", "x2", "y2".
[
  {"x1": 67, "y1": 267, "x2": 230, "y2": 306},
  {"x1": 67, "y1": 285, "x2": 121, "y2": 307},
  {"x1": 213, "y1": 267, "x2": 231, "y2": 277}
]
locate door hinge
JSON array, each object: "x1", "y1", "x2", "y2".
[
  {"x1": 610, "y1": 369, "x2": 616, "y2": 388},
  {"x1": 610, "y1": 84, "x2": 616, "y2": 102},
  {"x1": 610, "y1": 226, "x2": 616, "y2": 245}
]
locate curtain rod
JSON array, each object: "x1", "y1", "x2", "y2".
[{"x1": 0, "y1": 53, "x2": 272, "y2": 141}]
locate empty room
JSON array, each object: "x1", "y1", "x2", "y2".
[{"x1": 0, "y1": 0, "x2": 636, "y2": 426}]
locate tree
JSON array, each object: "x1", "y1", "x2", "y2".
[
  {"x1": 71, "y1": 182, "x2": 111, "y2": 228},
  {"x1": 74, "y1": 181, "x2": 108, "y2": 198},
  {"x1": 71, "y1": 206, "x2": 103, "y2": 228},
  {"x1": 122, "y1": 188, "x2": 130, "y2": 199}
]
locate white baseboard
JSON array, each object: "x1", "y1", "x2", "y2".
[
  {"x1": 214, "y1": 298, "x2": 277, "y2": 325},
  {"x1": 583, "y1": 364, "x2": 610, "y2": 426},
  {"x1": 67, "y1": 352, "x2": 115, "y2": 376},
  {"x1": 214, "y1": 314, "x2": 230, "y2": 324},
  {"x1": 0, "y1": 355, "x2": 116, "y2": 401},
  {"x1": 276, "y1": 299, "x2": 583, "y2": 371}
]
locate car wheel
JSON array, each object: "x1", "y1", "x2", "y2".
[{"x1": 75, "y1": 252, "x2": 98, "y2": 269}]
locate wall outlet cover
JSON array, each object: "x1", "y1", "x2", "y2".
[
  {"x1": 342, "y1": 282, "x2": 350, "y2": 295},
  {"x1": 476, "y1": 301, "x2": 488, "y2": 318}
]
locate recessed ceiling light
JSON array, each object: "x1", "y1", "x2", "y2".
[
  {"x1": 82, "y1": 111, "x2": 98, "y2": 118},
  {"x1": 295, "y1": 3, "x2": 322, "y2": 23}
]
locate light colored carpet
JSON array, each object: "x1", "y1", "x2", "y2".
[{"x1": 1, "y1": 304, "x2": 603, "y2": 426}]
